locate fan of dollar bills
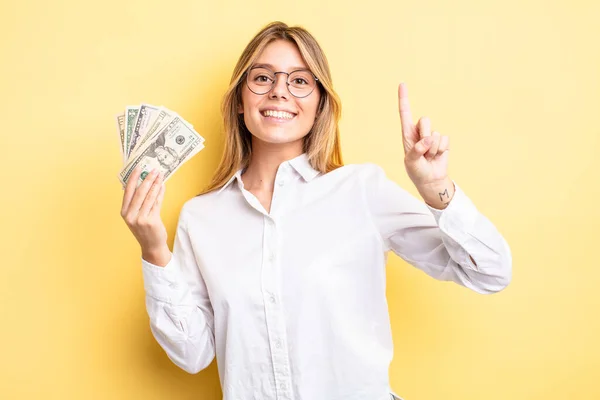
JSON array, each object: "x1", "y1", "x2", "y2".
[{"x1": 116, "y1": 104, "x2": 205, "y2": 188}]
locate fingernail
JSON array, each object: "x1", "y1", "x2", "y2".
[{"x1": 423, "y1": 137, "x2": 432, "y2": 145}]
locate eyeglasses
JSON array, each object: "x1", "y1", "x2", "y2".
[{"x1": 246, "y1": 66, "x2": 319, "y2": 98}]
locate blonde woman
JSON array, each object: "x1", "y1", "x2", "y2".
[{"x1": 120, "y1": 21, "x2": 512, "y2": 400}]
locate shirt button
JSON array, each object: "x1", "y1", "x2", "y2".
[
  {"x1": 276, "y1": 339, "x2": 282, "y2": 348},
  {"x1": 268, "y1": 253, "x2": 275, "y2": 262},
  {"x1": 277, "y1": 180, "x2": 285, "y2": 186},
  {"x1": 269, "y1": 295, "x2": 276, "y2": 304}
]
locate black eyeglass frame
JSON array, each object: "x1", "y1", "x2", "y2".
[{"x1": 245, "y1": 66, "x2": 320, "y2": 98}]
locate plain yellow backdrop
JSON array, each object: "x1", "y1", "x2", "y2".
[{"x1": 1, "y1": 0, "x2": 598, "y2": 399}]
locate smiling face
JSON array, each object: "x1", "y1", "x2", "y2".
[{"x1": 238, "y1": 39, "x2": 321, "y2": 149}]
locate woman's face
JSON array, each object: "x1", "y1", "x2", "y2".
[{"x1": 239, "y1": 39, "x2": 321, "y2": 148}]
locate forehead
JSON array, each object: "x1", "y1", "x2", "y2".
[{"x1": 254, "y1": 40, "x2": 308, "y2": 71}]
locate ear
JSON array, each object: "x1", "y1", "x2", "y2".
[{"x1": 237, "y1": 103, "x2": 244, "y2": 114}]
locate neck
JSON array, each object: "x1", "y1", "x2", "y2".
[{"x1": 241, "y1": 140, "x2": 304, "y2": 192}]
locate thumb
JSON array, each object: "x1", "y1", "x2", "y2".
[{"x1": 406, "y1": 136, "x2": 432, "y2": 162}]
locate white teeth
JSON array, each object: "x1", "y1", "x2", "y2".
[{"x1": 263, "y1": 110, "x2": 295, "y2": 119}]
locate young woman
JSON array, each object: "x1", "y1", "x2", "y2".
[{"x1": 120, "y1": 21, "x2": 512, "y2": 400}]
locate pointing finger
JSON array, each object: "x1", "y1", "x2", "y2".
[{"x1": 398, "y1": 83, "x2": 416, "y2": 144}]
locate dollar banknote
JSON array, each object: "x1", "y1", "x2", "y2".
[
  {"x1": 131, "y1": 107, "x2": 169, "y2": 155},
  {"x1": 124, "y1": 106, "x2": 140, "y2": 160},
  {"x1": 115, "y1": 113, "x2": 126, "y2": 162},
  {"x1": 133, "y1": 107, "x2": 180, "y2": 154},
  {"x1": 128, "y1": 103, "x2": 161, "y2": 157},
  {"x1": 116, "y1": 104, "x2": 205, "y2": 187}
]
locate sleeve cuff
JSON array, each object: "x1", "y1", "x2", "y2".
[
  {"x1": 141, "y1": 256, "x2": 187, "y2": 304},
  {"x1": 425, "y1": 180, "x2": 480, "y2": 249}
]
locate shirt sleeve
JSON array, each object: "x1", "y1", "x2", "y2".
[
  {"x1": 141, "y1": 206, "x2": 216, "y2": 373},
  {"x1": 361, "y1": 163, "x2": 512, "y2": 294}
]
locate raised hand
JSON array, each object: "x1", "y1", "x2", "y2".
[
  {"x1": 398, "y1": 83, "x2": 450, "y2": 187},
  {"x1": 398, "y1": 83, "x2": 455, "y2": 209}
]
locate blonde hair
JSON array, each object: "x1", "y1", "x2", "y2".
[{"x1": 198, "y1": 21, "x2": 344, "y2": 195}]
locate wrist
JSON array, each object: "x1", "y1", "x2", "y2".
[
  {"x1": 142, "y1": 245, "x2": 172, "y2": 267},
  {"x1": 417, "y1": 176, "x2": 455, "y2": 210}
]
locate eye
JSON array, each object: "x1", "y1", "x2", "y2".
[
  {"x1": 289, "y1": 71, "x2": 314, "y2": 87},
  {"x1": 254, "y1": 74, "x2": 273, "y2": 83},
  {"x1": 292, "y1": 78, "x2": 308, "y2": 85}
]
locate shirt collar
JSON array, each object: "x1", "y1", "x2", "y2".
[
  {"x1": 288, "y1": 152, "x2": 321, "y2": 182},
  {"x1": 216, "y1": 152, "x2": 320, "y2": 195}
]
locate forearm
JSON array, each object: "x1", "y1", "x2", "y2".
[
  {"x1": 146, "y1": 293, "x2": 216, "y2": 374},
  {"x1": 142, "y1": 255, "x2": 216, "y2": 373}
]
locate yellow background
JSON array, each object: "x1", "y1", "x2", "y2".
[{"x1": 1, "y1": 0, "x2": 598, "y2": 399}]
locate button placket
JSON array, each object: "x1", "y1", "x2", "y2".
[
  {"x1": 270, "y1": 165, "x2": 293, "y2": 218},
  {"x1": 261, "y1": 216, "x2": 294, "y2": 400}
]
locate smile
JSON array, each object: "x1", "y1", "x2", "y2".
[{"x1": 261, "y1": 110, "x2": 296, "y2": 120}]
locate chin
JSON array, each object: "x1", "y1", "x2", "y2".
[
  {"x1": 253, "y1": 131, "x2": 306, "y2": 145},
  {"x1": 260, "y1": 136, "x2": 302, "y2": 145}
]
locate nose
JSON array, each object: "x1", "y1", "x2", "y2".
[{"x1": 269, "y1": 72, "x2": 289, "y2": 99}]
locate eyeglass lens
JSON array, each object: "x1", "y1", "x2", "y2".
[{"x1": 247, "y1": 67, "x2": 316, "y2": 98}]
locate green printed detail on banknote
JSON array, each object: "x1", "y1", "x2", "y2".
[{"x1": 125, "y1": 106, "x2": 140, "y2": 159}]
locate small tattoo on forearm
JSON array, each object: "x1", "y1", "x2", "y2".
[{"x1": 438, "y1": 188, "x2": 450, "y2": 202}]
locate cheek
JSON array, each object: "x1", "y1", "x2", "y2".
[
  {"x1": 240, "y1": 86, "x2": 258, "y2": 114},
  {"x1": 301, "y1": 96, "x2": 321, "y2": 119}
]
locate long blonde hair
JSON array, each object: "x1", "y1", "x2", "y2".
[{"x1": 198, "y1": 21, "x2": 344, "y2": 195}]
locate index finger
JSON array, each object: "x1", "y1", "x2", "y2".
[
  {"x1": 121, "y1": 165, "x2": 142, "y2": 213},
  {"x1": 398, "y1": 82, "x2": 414, "y2": 136}
]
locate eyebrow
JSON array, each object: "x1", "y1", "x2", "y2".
[{"x1": 251, "y1": 63, "x2": 310, "y2": 71}]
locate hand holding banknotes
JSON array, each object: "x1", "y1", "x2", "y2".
[
  {"x1": 116, "y1": 104, "x2": 205, "y2": 266},
  {"x1": 121, "y1": 165, "x2": 171, "y2": 266}
]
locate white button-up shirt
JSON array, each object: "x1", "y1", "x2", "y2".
[{"x1": 141, "y1": 152, "x2": 512, "y2": 400}]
